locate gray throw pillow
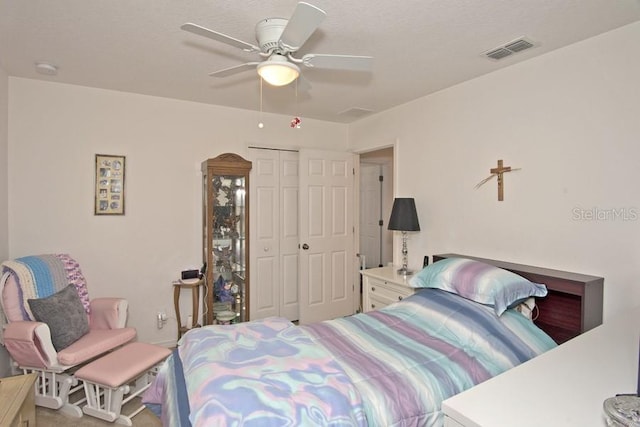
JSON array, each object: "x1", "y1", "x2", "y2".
[{"x1": 28, "y1": 284, "x2": 90, "y2": 351}]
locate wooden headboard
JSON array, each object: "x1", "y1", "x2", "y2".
[{"x1": 432, "y1": 253, "x2": 604, "y2": 344}]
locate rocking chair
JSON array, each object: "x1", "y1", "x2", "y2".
[{"x1": 0, "y1": 254, "x2": 136, "y2": 418}]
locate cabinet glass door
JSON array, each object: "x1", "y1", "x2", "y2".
[
  {"x1": 202, "y1": 153, "x2": 252, "y2": 325},
  {"x1": 211, "y1": 174, "x2": 246, "y2": 323}
]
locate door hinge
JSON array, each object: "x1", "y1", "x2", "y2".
[
  {"x1": 379, "y1": 175, "x2": 383, "y2": 182},
  {"x1": 378, "y1": 220, "x2": 383, "y2": 226}
]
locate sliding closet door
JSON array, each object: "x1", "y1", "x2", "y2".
[
  {"x1": 249, "y1": 148, "x2": 299, "y2": 321},
  {"x1": 299, "y1": 149, "x2": 356, "y2": 324}
]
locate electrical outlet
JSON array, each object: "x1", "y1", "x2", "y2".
[{"x1": 157, "y1": 311, "x2": 168, "y2": 329}]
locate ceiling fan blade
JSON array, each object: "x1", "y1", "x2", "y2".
[
  {"x1": 209, "y1": 62, "x2": 260, "y2": 78},
  {"x1": 181, "y1": 23, "x2": 260, "y2": 53},
  {"x1": 301, "y1": 54, "x2": 373, "y2": 71},
  {"x1": 279, "y1": 2, "x2": 326, "y2": 51}
]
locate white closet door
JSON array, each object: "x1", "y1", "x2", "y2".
[
  {"x1": 249, "y1": 149, "x2": 299, "y2": 321},
  {"x1": 279, "y1": 151, "x2": 300, "y2": 320},
  {"x1": 250, "y1": 149, "x2": 279, "y2": 320},
  {"x1": 299, "y1": 149, "x2": 356, "y2": 324}
]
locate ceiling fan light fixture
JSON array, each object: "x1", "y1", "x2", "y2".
[{"x1": 257, "y1": 57, "x2": 300, "y2": 86}]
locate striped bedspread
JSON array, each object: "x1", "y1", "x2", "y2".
[
  {"x1": 144, "y1": 289, "x2": 556, "y2": 427},
  {"x1": 302, "y1": 289, "x2": 556, "y2": 426}
]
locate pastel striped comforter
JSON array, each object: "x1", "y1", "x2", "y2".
[{"x1": 144, "y1": 289, "x2": 556, "y2": 426}]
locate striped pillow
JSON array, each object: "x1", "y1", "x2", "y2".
[{"x1": 409, "y1": 257, "x2": 547, "y2": 315}]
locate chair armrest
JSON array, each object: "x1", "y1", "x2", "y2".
[
  {"x1": 3, "y1": 321, "x2": 57, "y2": 369},
  {"x1": 89, "y1": 298, "x2": 128, "y2": 330}
]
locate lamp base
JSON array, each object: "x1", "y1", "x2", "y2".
[{"x1": 397, "y1": 267, "x2": 413, "y2": 276}]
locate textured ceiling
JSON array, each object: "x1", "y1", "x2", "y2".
[{"x1": 1, "y1": 0, "x2": 639, "y2": 123}]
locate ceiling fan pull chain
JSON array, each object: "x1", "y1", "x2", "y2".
[{"x1": 258, "y1": 78, "x2": 264, "y2": 129}]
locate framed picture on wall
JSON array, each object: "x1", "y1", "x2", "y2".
[{"x1": 94, "y1": 154, "x2": 126, "y2": 215}]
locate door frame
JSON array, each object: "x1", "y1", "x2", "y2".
[
  {"x1": 247, "y1": 141, "x2": 397, "y2": 319},
  {"x1": 354, "y1": 141, "x2": 397, "y2": 313}
]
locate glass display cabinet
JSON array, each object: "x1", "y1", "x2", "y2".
[{"x1": 202, "y1": 153, "x2": 252, "y2": 325}]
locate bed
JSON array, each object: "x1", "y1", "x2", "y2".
[{"x1": 143, "y1": 254, "x2": 604, "y2": 426}]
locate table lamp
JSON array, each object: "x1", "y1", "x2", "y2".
[{"x1": 388, "y1": 198, "x2": 420, "y2": 275}]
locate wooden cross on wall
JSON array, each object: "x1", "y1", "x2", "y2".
[{"x1": 474, "y1": 159, "x2": 521, "y2": 201}]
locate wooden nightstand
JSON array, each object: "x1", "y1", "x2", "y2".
[
  {"x1": 361, "y1": 266, "x2": 417, "y2": 312},
  {"x1": 0, "y1": 373, "x2": 36, "y2": 427}
]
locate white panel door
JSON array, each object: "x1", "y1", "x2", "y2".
[
  {"x1": 279, "y1": 151, "x2": 300, "y2": 320},
  {"x1": 359, "y1": 163, "x2": 382, "y2": 268},
  {"x1": 249, "y1": 149, "x2": 299, "y2": 321},
  {"x1": 249, "y1": 149, "x2": 279, "y2": 320},
  {"x1": 299, "y1": 149, "x2": 356, "y2": 324}
]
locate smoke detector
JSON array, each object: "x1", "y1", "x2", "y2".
[{"x1": 35, "y1": 62, "x2": 58, "y2": 76}]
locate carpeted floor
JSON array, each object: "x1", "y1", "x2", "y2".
[{"x1": 36, "y1": 397, "x2": 161, "y2": 426}]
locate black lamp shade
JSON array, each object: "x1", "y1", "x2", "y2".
[{"x1": 388, "y1": 198, "x2": 420, "y2": 232}]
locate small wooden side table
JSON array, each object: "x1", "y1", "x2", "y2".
[
  {"x1": 173, "y1": 279, "x2": 203, "y2": 339},
  {"x1": 0, "y1": 373, "x2": 37, "y2": 426}
]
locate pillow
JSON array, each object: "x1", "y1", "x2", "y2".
[
  {"x1": 28, "y1": 284, "x2": 90, "y2": 351},
  {"x1": 409, "y1": 257, "x2": 547, "y2": 315}
]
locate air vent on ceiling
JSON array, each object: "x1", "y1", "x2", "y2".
[
  {"x1": 484, "y1": 37, "x2": 535, "y2": 61},
  {"x1": 485, "y1": 48, "x2": 512, "y2": 60},
  {"x1": 338, "y1": 107, "x2": 374, "y2": 119}
]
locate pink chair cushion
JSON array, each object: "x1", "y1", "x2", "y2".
[
  {"x1": 2, "y1": 274, "x2": 27, "y2": 321},
  {"x1": 2, "y1": 321, "x2": 55, "y2": 368},
  {"x1": 57, "y1": 327, "x2": 136, "y2": 366},
  {"x1": 75, "y1": 342, "x2": 171, "y2": 388},
  {"x1": 89, "y1": 298, "x2": 127, "y2": 330}
]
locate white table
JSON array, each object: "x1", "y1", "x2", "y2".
[{"x1": 443, "y1": 305, "x2": 640, "y2": 427}]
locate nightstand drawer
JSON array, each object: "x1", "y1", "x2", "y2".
[
  {"x1": 367, "y1": 278, "x2": 412, "y2": 302},
  {"x1": 369, "y1": 294, "x2": 395, "y2": 311},
  {"x1": 361, "y1": 266, "x2": 416, "y2": 313}
]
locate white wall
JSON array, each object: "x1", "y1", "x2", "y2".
[
  {"x1": 5, "y1": 21, "x2": 640, "y2": 359},
  {"x1": 349, "y1": 22, "x2": 640, "y2": 321},
  {"x1": 0, "y1": 64, "x2": 11, "y2": 376},
  {"x1": 0, "y1": 68, "x2": 7, "y2": 264},
  {"x1": 7, "y1": 78, "x2": 348, "y2": 346}
]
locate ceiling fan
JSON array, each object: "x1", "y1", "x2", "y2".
[{"x1": 181, "y1": 2, "x2": 373, "y2": 87}]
